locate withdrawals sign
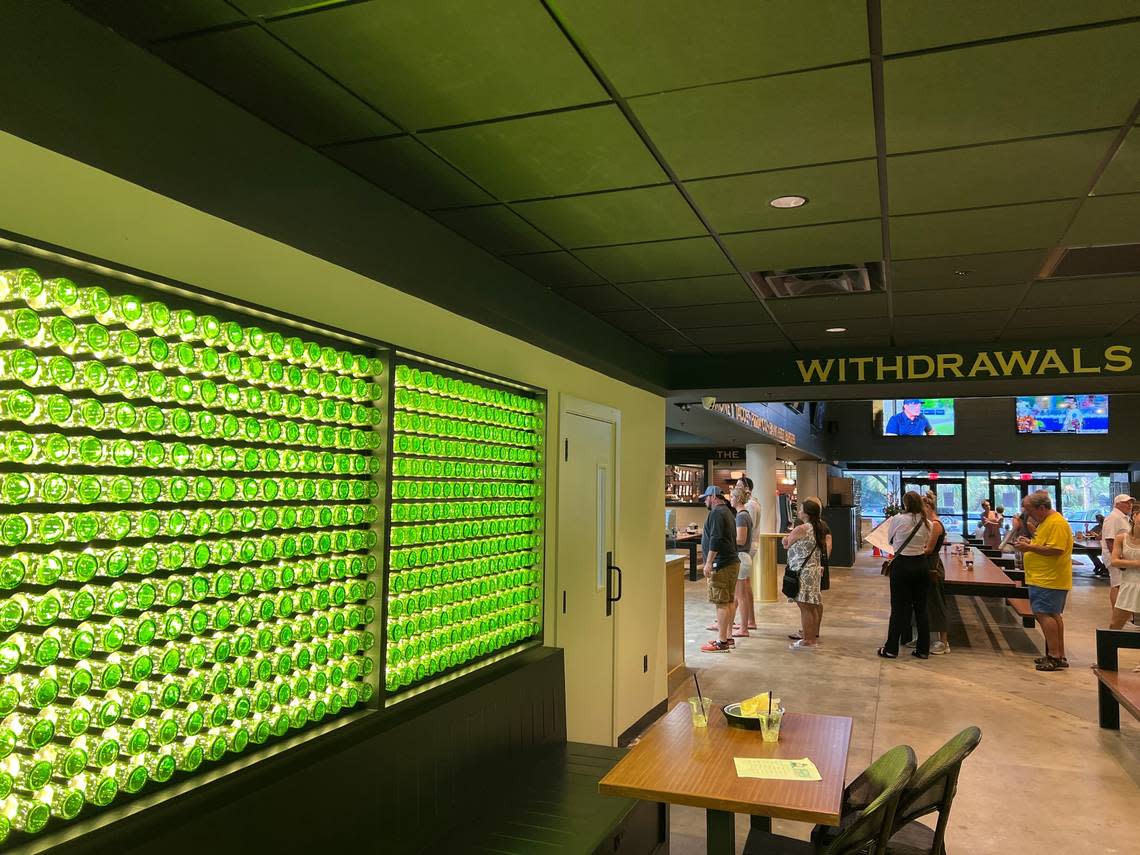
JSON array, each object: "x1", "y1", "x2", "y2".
[{"x1": 793, "y1": 343, "x2": 1134, "y2": 386}]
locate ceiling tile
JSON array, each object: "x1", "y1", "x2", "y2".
[
  {"x1": 432, "y1": 206, "x2": 557, "y2": 255},
  {"x1": 1010, "y1": 306, "x2": 1119, "y2": 328},
  {"x1": 687, "y1": 160, "x2": 881, "y2": 232},
  {"x1": 503, "y1": 251, "x2": 603, "y2": 286},
  {"x1": 1095, "y1": 125, "x2": 1140, "y2": 195},
  {"x1": 70, "y1": 0, "x2": 244, "y2": 42},
  {"x1": 1112, "y1": 312, "x2": 1140, "y2": 335},
  {"x1": 513, "y1": 186, "x2": 704, "y2": 248},
  {"x1": 655, "y1": 302, "x2": 777, "y2": 329},
  {"x1": 153, "y1": 26, "x2": 398, "y2": 146},
  {"x1": 621, "y1": 275, "x2": 755, "y2": 308},
  {"x1": 1027, "y1": 275, "x2": 1140, "y2": 307},
  {"x1": 553, "y1": 0, "x2": 868, "y2": 95},
  {"x1": 680, "y1": 323, "x2": 788, "y2": 345},
  {"x1": 232, "y1": 1, "x2": 351, "y2": 14},
  {"x1": 630, "y1": 65, "x2": 876, "y2": 179},
  {"x1": 767, "y1": 293, "x2": 889, "y2": 324},
  {"x1": 270, "y1": 0, "x2": 605, "y2": 130},
  {"x1": 781, "y1": 317, "x2": 885, "y2": 339},
  {"x1": 890, "y1": 201, "x2": 1078, "y2": 259},
  {"x1": 423, "y1": 105, "x2": 665, "y2": 200},
  {"x1": 893, "y1": 328, "x2": 999, "y2": 346},
  {"x1": 881, "y1": 1, "x2": 1140, "y2": 52},
  {"x1": 1063, "y1": 193, "x2": 1140, "y2": 246},
  {"x1": 794, "y1": 334, "x2": 891, "y2": 349},
  {"x1": 700, "y1": 341, "x2": 791, "y2": 353},
  {"x1": 557, "y1": 284, "x2": 638, "y2": 313},
  {"x1": 325, "y1": 136, "x2": 492, "y2": 208},
  {"x1": 890, "y1": 250, "x2": 1047, "y2": 290},
  {"x1": 722, "y1": 220, "x2": 882, "y2": 271},
  {"x1": 998, "y1": 325, "x2": 1112, "y2": 341},
  {"x1": 884, "y1": 23, "x2": 1140, "y2": 152},
  {"x1": 596, "y1": 309, "x2": 671, "y2": 333},
  {"x1": 888, "y1": 132, "x2": 1115, "y2": 215},
  {"x1": 892, "y1": 283, "x2": 1027, "y2": 315},
  {"x1": 574, "y1": 237, "x2": 734, "y2": 282},
  {"x1": 632, "y1": 330, "x2": 701, "y2": 351},
  {"x1": 892, "y1": 310, "x2": 1010, "y2": 334}
]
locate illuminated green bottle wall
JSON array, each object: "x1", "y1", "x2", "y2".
[
  {"x1": 385, "y1": 360, "x2": 544, "y2": 693},
  {"x1": 0, "y1": 267, "x2": 384, "y2": 842}
]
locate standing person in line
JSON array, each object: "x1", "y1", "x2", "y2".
[
  {"x1": 729, "y1": 487, "x2": 755, "y2": 638},
  {"x1": 923, "y1": 493, "x2": 951, "y2": 655},
  {"x1": 736, "y1": 476, "x2": 761, "y2": 631},
  {"x1": 1100, "y1": 494, "x2": 1134, "y2": 616},
  {"x1": 877, "y1": 491, "x2": 933, "y2": 660},
  {"x1": 982, "y1": 502, "x2": 1003, "y2": 549},
  {"x1": 1012, "y1": 490, "x2": 1073, "y2": 671},
  {"x1": 783, "y1": 497, "x2": 830, "y2": 650},
  {"x1": 1109, "y1": 505, "x2": 1140, "y2": 646},
  {"x1": 697, "y1": 486, "x2": 741, "y2": 653},
  {"x1": 976, "y1": 499, "x2": 993, "y2": 540}
]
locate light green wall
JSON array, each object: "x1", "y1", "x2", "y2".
[{"x1": 0, "y1": 131, "x2": 667, "y2": 738}]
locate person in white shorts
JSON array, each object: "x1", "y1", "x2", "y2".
[{"x1": 1101, "y1": 494, "x2": 1134, "y2": 617}]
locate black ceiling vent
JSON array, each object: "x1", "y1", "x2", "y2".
[
  {"x1": 749, "y1": 262, "x2": 884, "y2": 299},
  {"x1": 1050, "y1": 244, "x2": 1140, "y2": 278}
]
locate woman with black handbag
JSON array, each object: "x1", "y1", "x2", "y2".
[
  {"x1": 878, "y1": 491, "x2": 934, "y2": 659},
  {"x1": 782, "y1": 497, "x2": 831, "y2": 650}
]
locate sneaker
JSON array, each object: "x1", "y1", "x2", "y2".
[
  {"x1": 788, "y1": 639, "x2": 817, "y2": 651},
  {"x1": 701, "y1": 640, "x2": 731, "y2": 652},
  {"x1": 911, "y1": 650, "x2": 930, "y2": 660},
  {"x1": 1034, "y1": 656, "x2": 1068, "y2": 668},
  {"x1": 930, "y1": 641, "x2": 950, "y2": 655}
]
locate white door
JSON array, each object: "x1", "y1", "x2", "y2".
[{"x1": 557, "y1": 409, "x2": 618, "y2": 745}]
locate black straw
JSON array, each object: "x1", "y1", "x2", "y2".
[
  {"x1": 768, "y1": 690, "x2": 772, "y2": 716},
  {"x1": 693, "y1": 672, "x2": 705, "y2": 715}
]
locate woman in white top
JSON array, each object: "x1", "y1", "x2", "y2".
[
  {"x1": 878, "y1": 491, "x2": 934, "y2": 659},
  {"x1": 1110, "y1": 506, "x2": 1140, "y2": 637}
]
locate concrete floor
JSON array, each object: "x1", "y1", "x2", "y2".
[{"x1": 656, "y1": 548, "x2": 1140, "y2": 854}]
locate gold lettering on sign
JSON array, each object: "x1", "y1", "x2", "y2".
[
  {"x1": 937, "y1": 353, "x2": 964, "y2": 378},
  {"x1": 994, "y1": 350, "x2": 1039, "y2": 375},
  {"x1": 795, "y1": 358, "x2": 834, "y2": 383},
  {"x1": 1071, "y1": 347, "x2": 1100, "y2": 374},
  {"x1": 907, "y1": 355, "x2": 935, "y2": 380},
  {"x1": 1105, "y1": 345, "x2": 1133, "y2": 372},
  {"x1": 876, "y1": 356, "x2": 904, "y2": 381},
  {"x1": 967, "y1": 352, "x2": 998, "y2": 377},
  {"x1": 1036, "y1": 349, "x2": 1067, "y2": 374}
]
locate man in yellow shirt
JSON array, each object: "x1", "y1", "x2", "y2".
[{"x1": 1013, "y1": 491, "x2": 1073, "y2": 671}]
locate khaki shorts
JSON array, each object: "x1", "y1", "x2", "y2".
[{"x1": 707, "y1": 561, "x2": 740, "y2": 604}]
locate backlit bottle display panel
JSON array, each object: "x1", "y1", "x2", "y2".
[
  {"x1": 0, "y1": 267, "x2": 384, "y2": 842},
  {"x1": 385, "y1": 359, "x2": 544, "y2": 694}
]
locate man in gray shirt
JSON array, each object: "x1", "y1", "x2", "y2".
[{"x1": 700, "y1": 486, "x2": 741, "y2": 652}]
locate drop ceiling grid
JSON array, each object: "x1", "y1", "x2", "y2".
[{"x1": 66, "y1": 0, "x2": 1140, "y2": 356}]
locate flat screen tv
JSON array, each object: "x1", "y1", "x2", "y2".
[
  {"x1": 1016, "y1": 395, "x2": 1108, "y2": 434},
  {"x1": 873, "y1": 398, "x2": 955, "y2": 436}
]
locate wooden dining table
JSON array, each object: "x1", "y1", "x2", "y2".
[{"x1": 598, "y1": 701, "x2": 853, "y2": 854}]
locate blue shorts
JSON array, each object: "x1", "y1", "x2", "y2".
[{"x1": 1028, "y1": 585, "x2": 1068, "y2": 615}]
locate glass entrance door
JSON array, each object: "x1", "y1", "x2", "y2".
[
  {"x1": 903, "y1": 478, "x2": 966, "y2": 537},
  {"x1": 991, "y1": 479, "x2": 1062, "y2": 518}
]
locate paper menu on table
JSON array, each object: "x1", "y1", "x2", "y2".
[{"x1": 733, "y1": 757, "x2": 822, "y2": 781}]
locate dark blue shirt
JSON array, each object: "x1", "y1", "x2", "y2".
[{"x1": 886, "y1": 412, "x2": 932, "y2": 435}]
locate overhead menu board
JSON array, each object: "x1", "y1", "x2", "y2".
[{"x1": 0, "y1": 266, "x2": 385, "y2": 842}]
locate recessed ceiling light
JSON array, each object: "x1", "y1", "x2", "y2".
[
  {"x1": 769, "y1": 195, "x2": 808, "y2": 209},
  {"x1": 825, "y1": 327, "x2": 846, "y2": 333},
  {"x1": 954, "y1": 269, "x2": 972, "y2": 277}
]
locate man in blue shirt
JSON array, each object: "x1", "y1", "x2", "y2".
[{"x1": 885, "y1": 399, "x2": 935, "y2": 435}]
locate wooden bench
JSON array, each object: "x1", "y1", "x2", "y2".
[
  {"x1": 1094, "y1": 628, "x2": 1140, "y2": 730},
  {"x1": 1005, "y1": 595, "x2": 1035, "y2": 628},
  {"x1": 48, "y1": 648, "x2": 667, "y2": 855}
]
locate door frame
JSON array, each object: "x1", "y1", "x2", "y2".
[
  {"x1": 904, "y1": 477, "x2": 966, "y2": 536},
  {"x1": 990, "y1": 478, "x2": 1063, "y2": 515},
  {"x1": 556, "y1": 394, "x2": 622, "y2": 743}
]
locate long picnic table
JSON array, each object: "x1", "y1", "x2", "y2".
[{"x1": 940, "y1": 546, "x2": 1034, "y2": 627}]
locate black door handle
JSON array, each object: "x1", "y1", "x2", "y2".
[{"x1": 606, "y1": 551, "x2": 623, "y2": 616}]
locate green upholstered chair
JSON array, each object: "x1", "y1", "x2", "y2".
[
  {"x1": 814, "y1": 726, "x2": 982, "y2": 855},
  {"x1": 742, "y1": 745, "x2": 917, "y2": 855}
]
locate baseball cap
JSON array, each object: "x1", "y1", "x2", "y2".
[
  {"x1": 903, "y1": 398, "x2": 922, "y2": 404},
  {"x1": 699, "y1": 486, "x2": 725, "y2": 500},
  {"x1": 1114, "y1": 494, "x2": 1135, "y2": 504}
]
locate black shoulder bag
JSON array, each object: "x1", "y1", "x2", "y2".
[
  {"x1": 881, "y1": 516, "x2": 924, "y2": 576},
  {"x1": 782, "y1": 540, "x2": 818, "y2": 599}
]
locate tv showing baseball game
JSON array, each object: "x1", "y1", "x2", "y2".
[
  {"x1": 873, "y1": 399, "x2": 955, "y2": 436},
  {"x1": 1016, "y1": 395, "x2": 1109, "y2": 434}
]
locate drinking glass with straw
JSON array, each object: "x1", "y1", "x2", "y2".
[{"x1": 688, "y1": 673, "x2": 710, "y2": 727}]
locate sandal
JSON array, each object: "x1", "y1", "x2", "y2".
[
  {"x1": 1036, "y1": 656, "x2": 1065, "y2": 671},
  {"x1": 787, "y1": 632, "x2": 803, "y2": 640},
  {"x1": 876, "y1": 648, "x2": 897, "y2": 659},
  {"x1": 1034, "y1": 656, "x2": 1068, "y2": 668},
  {"x1": 731, "y1": 630, "x2": 750, "y2": 638},
  {"x1": 701, "y1": 640, "x2": 732, "y2": 652}
]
